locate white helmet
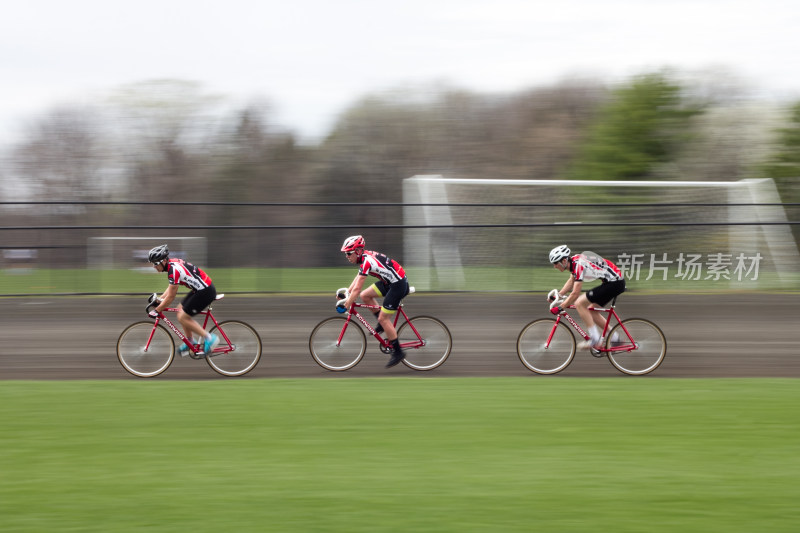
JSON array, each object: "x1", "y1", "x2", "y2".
[{"x1": 549, "y1": 245, "x2": 571, "y2": 264}]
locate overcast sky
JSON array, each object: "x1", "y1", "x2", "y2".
[{"x1": 2, "y1": 0, "x2": 799, "y2": 145}]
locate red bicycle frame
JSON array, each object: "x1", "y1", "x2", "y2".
[
  {"x1": 147, "y1": 306, "x2": 229, "y2": 356},
  {"x1": 554, "y1": 303, "x2": 637, "y2": 354},
  {"x1": 338, "y1": 302, "x2": 425, "y2": 350}
]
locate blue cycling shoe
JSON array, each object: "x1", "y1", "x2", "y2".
[{"x1": 203, "y1": 334, "x2": 220, "y2": 356}]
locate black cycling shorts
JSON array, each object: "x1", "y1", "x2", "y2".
[
  {"x1": 181, "y1": 285, "x2": 217, "y2": 316},
  {"x1": 371, "y1": 278, "x2": 410, "y2": 314},
  {"x1": 586, "y1": 279, "x2": 626, "y2": 306}
]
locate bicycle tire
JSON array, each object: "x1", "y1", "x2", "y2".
[
  {"x1": 398, "y1": 316, "x2": 452, "y2": 371},
  {"x1": 117, "y1": 322, "x2": 175, "y2": 378},
  {"x1": 207, "y1": 320, "x2": 262, "y2": 377},
  {"x1": 516, "y1": 319, "x2": 576, "y2": 374},
  {"x1": 605, "y1": 318, "x2": 667, "y2": 376},
  {"x1": 309, "y1": 317, "x2": 367, "y2": 371}
]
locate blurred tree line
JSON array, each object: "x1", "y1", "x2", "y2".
[{"x1": 0, "y1": 71, "x2": 798, "y2": 267}]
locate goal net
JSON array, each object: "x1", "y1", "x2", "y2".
[
  {"x1": 403, "y1": 175, "x2": 799, "y2": 291},
  {"x1": 88, "y1": 237, "x2": 207, "y2": 271}
]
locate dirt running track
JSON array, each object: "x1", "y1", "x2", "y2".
[{"x1": 1, "y1": 293, "x2": 797, "y2": 379}]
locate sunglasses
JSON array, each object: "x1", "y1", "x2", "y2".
[{"x1": 345, "y1": 251, "x2": 357, "y2": 256}]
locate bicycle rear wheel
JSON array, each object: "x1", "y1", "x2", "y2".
[
  {"x1": 605, "y1": 318, "x2": 667, "y2": 375},
  {"x1": 516, "y1": 319, "x2": 576, "y2": 374},
  {"x1": 117, "y1": 322, "x2": 175, "y2": 378},
  {"x1": 309, "y1": 317, "x2": 367, "y2": 371},
  {"x1": 207, "y1": 321, "x2": 262, "y2": 377},
  {"x1": 397, "y1": 316, "x2": 452, "y2": 371}
]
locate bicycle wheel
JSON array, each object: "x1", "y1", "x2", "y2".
[
  {"x1": 207, "y1": 321, "x2": 262, "y2": 377},
  {"x1": 397, "y1": 316, "x2": 452, "y2": 371},
  {"x1": 516, "y1": 319, "x2": 576, "y2": 374},
  {"x1": 309, "y1": 317, "x2": 367, "y2": 371},
  {"x1": 605, "y1": 318, "x2": 667, "y2": 376},
  {"x1": 117, "y1": 322, "x2": 175, "y2": 378}
]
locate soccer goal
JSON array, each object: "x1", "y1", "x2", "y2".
[
  {"x1": 87, "y1": 237, "x2": 207, "y2": 270},
  {"x1": 402, "y1": 175, "x2": 799, "y2": 291}
]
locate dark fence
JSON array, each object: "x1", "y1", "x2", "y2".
[
  {"x1": 2, "y1": 201, "x2": 798, "y2": 263},
  {"x1": 2, "y1": 201, "x2": 799, "y2": 295}
]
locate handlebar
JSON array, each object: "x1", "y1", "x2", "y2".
[{"x1": 146, "y1": 293, "x2": 162, "y2": 318}]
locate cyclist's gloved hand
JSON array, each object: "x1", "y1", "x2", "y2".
[
  {"x1": 148, "y1": 310, "x2": 160, "y2": 318},
  {"x1": 336, "y1": 299, "x2": 347, "y2": 313},
  {"x1": 550, "y1": 306, "x2": 562, "y2": 315}
]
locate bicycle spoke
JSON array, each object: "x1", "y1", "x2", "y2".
[
  {"x1": 116, "y1": 322, "x2": 174, "y2": 378},
  {"x1": 606, "y1": 319, "x2": 667, "y2": 375},
  {"x1": 398, "y1": 316, "x2": 452, "y2": 371},
  {"x1": 207, "y1": 321, "x2": 262, "y2": 377},
  {"x1": 517, "y1": 319, "x2": 576, "y2": 374},
  {"x1": 309, "y1": 317, "x2": 366, "y2": 371}
]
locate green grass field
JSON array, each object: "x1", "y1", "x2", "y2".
[
  {"x1": 2, "y1": 266, "x2": 794, "y2": 295},
  {"x1": 1, "y1": 378, "x2": 797, "y2": 532}
]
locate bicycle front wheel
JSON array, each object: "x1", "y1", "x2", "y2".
[
  {"x1": 117, "y1": 322, "x2": 175, "y2": 378},
  {"x1": 398, "y1": 316, "x2": 452, "y2": 371},
  {"x1": 605, "y1": 318, "x2": 667, "y2": 376},
  {"x1": 516, "y1": 319, "x2": 576, "y2": 374},
  {"x1": 207, "y1": 321, "x2": 262, "y2": 377},
  {"x1": 309, "y1": 317, "x2": 367, "y2": 371}
]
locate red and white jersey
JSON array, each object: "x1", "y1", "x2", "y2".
[
  {"x1": 570, "y1": 251, "x2": 623, "y2": 283},
  {"x1": 166, "y1": 258, "x2": 213, "y2": 291},
  {"x1": 358, "y1": 250, "x2": 406, "y2": 284}
]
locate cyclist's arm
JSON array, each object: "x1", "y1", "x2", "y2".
[
  {"x1": 560, "y1": 279, "x2": 582, "y2": 309},
  {"x1": 155, "y1": 284, "x2": 178, "y2": 313},
  {"x1": 558, "y1": 277, "x2": 575, "y2": 299},
  {"x1": 344, "y1": 273, "x2": 367, "y2": 308}
]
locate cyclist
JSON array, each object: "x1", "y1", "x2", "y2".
[
  {"x1": 548, "y1": 245, "x2": 626, "y2": 350},
  {"x1": 340, "y1": 235, "x2": 410, "y2": 368},
  {"x1": 147, "y1": 244, "x2": 219, "y2": 356}
]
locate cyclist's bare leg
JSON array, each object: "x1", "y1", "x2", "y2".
[
  {"x1": 362, "y1": 285, "x2": 405, "y2": 367},
  {"x1": 360, "y1": 285, "x2": 398, "y2": 340},
  {"x1": 177, "y1": 305, "x2": 208, "y2": 344},
  {"x1": 591, "y1": 311, "x2": 609, "y2": 331},
  {"x1": 376, "y1": 309, "x2": 398, "y2": 341},
  {"x1": 575, "y1": 294, "x2": 600, "y2": 340},
  {"x1": 359, "y1": 285, "x2": 384, "y2": 329}
]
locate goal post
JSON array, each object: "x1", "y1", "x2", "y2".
[
  {"x1": 87, "y1": 237, "x2": 207, "y2": 270},
  {"x1": 403, "y1": 175, "x2": 800, "y2": 291},
  {"x1": 402, "y1": 176, "x2": 465, "y2": 290}
]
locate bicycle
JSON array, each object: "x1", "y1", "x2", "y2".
[
  {"x1": 117, "y1": 293, "x2": 262, "y2": 378},
  {"x1": 308, "y1": 287, "x2": 452, "y2": 371},
  {"x1": 516, "y1": 292, "x2": 666, "y2": 375}
]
